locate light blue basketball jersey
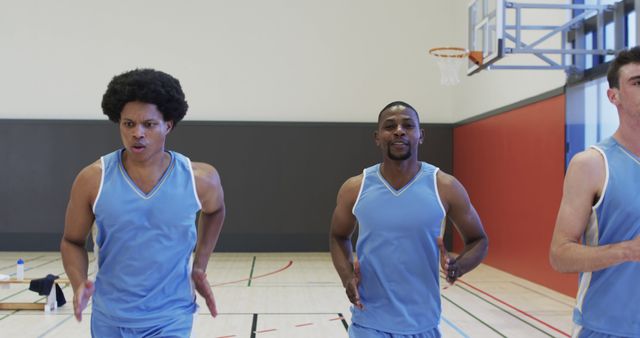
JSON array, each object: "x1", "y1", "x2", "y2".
[
  {"x1": 352, "y1": 162, "x2": 446, "y2": 334},
  {"x1": 573, "y1": 137, "x2": 640, "y2": 337},
  {"x1": 92, "y1": 149, "x2": 201, "y2": 328}
]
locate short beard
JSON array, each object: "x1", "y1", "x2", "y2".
[{"x1": 388, "y1": 148, "x2": 411, "y2": 161}]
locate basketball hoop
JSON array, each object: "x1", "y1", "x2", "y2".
[{"x1": 429, "y1": 47, "x2": 470, "y2": 86}]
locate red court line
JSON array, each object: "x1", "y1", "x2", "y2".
[
  {"x1": 212, "y1": 260, "x2": 293, "y2": 287},
  {"x1": 255, "y1": 328, "x2": 277, "y2": 333},
  {"x1": 216, "y1": 315, "x2": 345, "y2": 337},
  {"x1": 294, "y1": 322, "x2": 313, "y2": 327},
  {"x1": 450, "y1": 275, "x2": 570, "y2": 337}
]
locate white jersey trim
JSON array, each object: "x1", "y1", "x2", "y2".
[
  {"x1": 376, "y1": 165, "x2": 424, "y2": 197},
  {"x1": 432, "y1": 167, "x2": 446, "y2": 218},
  {"x1": 589, "y1": 146, "x2": 609, "y2": 210},
  {"x1": 351, "y1": 169, "x2": 367, "y2": 215},
  {"x1": 92, "y1": 157, "x2": 106, "y2": 214},
  {"x1": 186, "y1": 157, "x2": 202, "y2": 211}
]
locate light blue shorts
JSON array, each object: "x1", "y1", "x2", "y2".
[
  {"x1": 349, "y1": 322, "x2": 441, "y2": 338},
  {"x1": 576, "y1": 326, "x2": 630, "y2": 338},
  {"x1": 91, "y1": 311, "x2": 195, "y2": 338}
]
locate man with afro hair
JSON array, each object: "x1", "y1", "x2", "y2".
[{"x1": 61, "y1": 68, "x2": 225, "y2": 337}]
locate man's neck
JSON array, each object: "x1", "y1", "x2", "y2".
[
  {"x1": 122, "y1": 150, "x2": 169, "y2": 174},
  {"x1": 614, "y1": 116, "x2": 640, "y2": 156},
  {"x1": 380, "y1": 159, "x2": 421, "y2": 189}
]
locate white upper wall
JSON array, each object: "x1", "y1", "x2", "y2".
[
  {"x1": 0, "y1": 0, "x2": 455, "y2": 123},
  {"x1": 0, "y1": 1, "x2": 573, "y2": 123}
]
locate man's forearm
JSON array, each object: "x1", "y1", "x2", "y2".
[
  {"x1": 61, "y1": 238, "x2": 89, "y2": 291},
  {"x1": 330, "y1": 235, "x2": 355, "y2": 286},
  {"x1": 456, "y1": 236, "x2": 488, "y2": 276},
  {"x1": 193, "y1": 209, "x2": 225, "y2": 271},
  {"x1": 550, "y1": 241, "x2": 627, "y2": 273}
]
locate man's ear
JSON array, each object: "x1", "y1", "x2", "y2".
[{"x1": 607, "y1": 87, "x2": 620, "y2": 106}]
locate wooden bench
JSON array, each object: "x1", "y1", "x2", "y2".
[{"x1": 0, "y1": 278, "x2": 71, "y2": 311}]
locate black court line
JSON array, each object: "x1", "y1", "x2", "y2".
[
  {"x1": 441, "y1": 293, "x2": 506, "y2": 337},
  {"x1": 36, "y1": 315, "x2": 74, "y2": 338},
  {"x1": 454, "y1": 283, "x2": 556, "y2": 338},
  {"x1": 247, "y1": 256, "x2": 256, "y2": 287},
  {"x1": 250, "y1": 313, "x2": 258, "y2": 338},
  {"x1": 338, "y1": 312, "x2": 348, "y2": 331}
]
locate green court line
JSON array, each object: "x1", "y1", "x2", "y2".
[
  {"x1": 0, "y1": 311, "x2": 17, "y2": 322},
  {"x1": 441, "y1": 294, "x2": 507, "y2": 338},
  {"x1": 247, "y1": 256, "x2": 256, "y2": 287},
  {"x1": 36, "y1": 314, "x2": 74, "y2": 338},
  {"x1": 455, "y1": 283, "x2": 556, "y2": 338},
  {"x1": 509, "y1": 281, "x2": 574, "y2": 308},
  {"x1": 0, "y1": 254, "x2": 47, "y2": 271}
]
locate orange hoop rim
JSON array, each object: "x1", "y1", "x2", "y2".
[{"x1": 428, "y1": 47, "x2": 469, "y2": 58}]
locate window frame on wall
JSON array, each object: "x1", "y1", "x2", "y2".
[{"x1": 565, "y1": 0, "x2": 635, "y2": 168}]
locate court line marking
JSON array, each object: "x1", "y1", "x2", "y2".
[
  {"x1": 449, "y1": 280, "x2": 556, "y2": 337},
  {"x1": 247, "y1": 256, "x2": 256, "y2": 287},
  {"x1": 452, "y1": 276, "x2": 570, "y2": 337},
  {"x1": 2, "y1": 257, "x2": 63, "y2": 278},
  {"x1": 215, "y1": 314, "x2": 347, "y2": 337},
  {"x1": 441, "y1": 293, "x2": 506, "y2": 337},
  {"x1": 510, "y1": 281, "x2": 575, "y2": 308},
  {"x1": 250, "y1": 313, "x2": 258, "y2": 338},
  {"x1": 212, "y1": 260, "x2": 293, "y2": 287},
  {"x1": 337, "y1": 312, "x2": 348, "y2": 331},
  {"x1": 0, "y1": 255, "x2": 48, "y2": 271},
  {"x1": 441, "y1": 316, "x2": 470, "y2": 338},
  {"x1": 36, "y1": 315, "x2": 74, "y2": 338}
]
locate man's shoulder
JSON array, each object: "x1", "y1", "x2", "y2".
[
  {"x1": 568, "y1": 148, "x2": 605, "y2": 174},
  {"x1": 78, "y1": 160, "x2": 102, "y2": 180},
  {"x1": 338, "y1": 174, "x2": 364, "y2": 199},
  {"x1": 190, "y1": 161, "x2": 217, "y2": 176},
  {"x1": 190, "y1": 161, "x2": 222, "y2": 189}
]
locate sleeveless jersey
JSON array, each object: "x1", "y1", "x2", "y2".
[
  {"x1": 351, "y1": 162, "x2": 446, "y2": 334},
  {"x1": 92, "y1": 149, "x2": 201, "y2": 327},
  {"x1": 573, "y1": 137, "x2": 640, "y2": 336}
]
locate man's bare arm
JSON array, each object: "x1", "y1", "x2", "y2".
[{"x1": 549, "y1": 149, "x2": 640, "y2": 272}]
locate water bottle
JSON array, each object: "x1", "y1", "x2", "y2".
[{"x1": 16, "y1": 259, "x2": 24, "y2": 280}]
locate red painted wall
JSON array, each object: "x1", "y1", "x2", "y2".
[{"x1": 452, "y1": 94, "x2": 578, "y2": 297}]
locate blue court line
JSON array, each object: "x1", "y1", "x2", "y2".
[
  {"x1": 36, "y1": 315, "x2": 74, "y2": 338},
  {"x1": 442, "y1": 315, "x2": 470, "y2": 338},
  {"x1": 4, "y1": 257, "x2": 63, "y2": 277}
]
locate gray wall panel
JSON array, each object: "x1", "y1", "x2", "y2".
[{"x1": 0, "y1": 120, "x2": 452, "y2": 251}]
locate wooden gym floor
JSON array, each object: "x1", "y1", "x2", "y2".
[{"x1": 0, "y1": 252, "x2": 574, "y2": 337}]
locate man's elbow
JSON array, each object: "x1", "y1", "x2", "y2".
[
  {"x1": 60, "y1": 236, "x2": 86, "y2": 252},
  {"x1": 549, "y1": 247, "x2": 567, "y2": 273}
]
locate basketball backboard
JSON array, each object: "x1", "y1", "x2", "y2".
[{"x1": 468, "y1": 0, "x2": 504, "y2": 75}]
